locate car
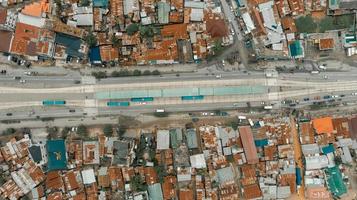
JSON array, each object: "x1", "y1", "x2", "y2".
[
  {"x1": 0, "y1": 70, "x2": 6, "y2": 74},
  {"x1": 289, "y1": 103, "x2": 296, "y2": 107},
  {"x1": 323, "y1": 95, "x2": 331, "y2": 99},
  {"x1": 202, "y1": 112, "x2": 208, "y2": 116},
  {"x1": 323, "y1": 75, "x2": 328, "y2": 79},
  {"x1": 233, "y1": 103, "x2": 239, "y2": 106},
  {"x1": 139, "y1": 102, "x2": 147, "y2": 105},
  {"x1": 13, "y1": 76, "x2": 21, "y2": 80},
  {"x1": 19, "y1": 79, "x2": 26, "y2": 83},
  {"x1": 6, "y1": 113, "x2": 12, "y2": 116},
  {"x1": 210, "y1": 112, "x2": 215, "y2": 116},
  {"x1": 222, "y1": 60, "x2": 225, "y2": 66},
  {"x1": 340, "y1": 94, "x2": 345, "y2": 97},
  {"x1": 332, "y1": 95, "x2": 339, "y2": 98},
  {"x1": 24, "y1": 71, "x2": 31, "y2": 75},
  {"x1": 69, "y1": 109, "x2": 75, "y2": 113},
  {"x1": 260, "y1": 101, "x2": 265, "y2": 105},
  {"x1": 216, "y1": 74, "x2": 222, "y2": 79},
  {"x1": 352, "y1": 93, "x2": 357, "y2": 96},
  {"x1": 303, "y1": 98, "x2": 310, "y2": 101}
]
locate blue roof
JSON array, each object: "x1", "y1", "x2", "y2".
[
  {"x1": 186, "y1": 129, "x2": 198, "y2": 149},
  {"x1": 47, "y1": 140, "x2": 67, "y2": 171},
  {"x1": 55, "y1": 33, "x2": 84, "y2": 58},
  {"x1": 255, "y1": 139, "x2": 268, "y2": 147},
  {"x1": 93, "y1": 0, "x2": 108, "y2": 7},
  {"x1": 89, "y1": 47, "x2": 101, "y2": 63},
  {"x1": 322, "y1": 144, "x2": 335, "y2": 155}
]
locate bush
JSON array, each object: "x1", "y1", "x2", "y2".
[
  {"x1": 126, "y1": 23, "x2": 139, "y2": 35},
  {"x1": 103, "y1": 124, "x2": 113, "y2": 137},
  {"x1": 152, "y1": 70, "x2": 160, "y2": 75},
  {"x1": 143, "y1": 70, "x2": 151, "y2": 76},
  {"x1": 154, "y1": 112, "x2": 169, "y2": 118},
  {"x1": 133, "y1": 70, "x2": 142, "y2": 76},
  {"x1": 2, "y1": 128, "x2": 16, "y2": 135},
  {"x1": 116, "y1": 125, "x2": 127, "y2": 138},
  {"x1": 84, "y1": 31, "x2": 97, "y2": 48},
  {"x1": 91, "y1": 71, "x2": 107, "y2": 79},
  {"x1": 77, "y1": 125, "x2": 88, "y2": 137},
  {"x1": 111, "y1": 70, "x2": 130, "y2": 77}
]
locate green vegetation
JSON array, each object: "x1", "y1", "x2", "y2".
[
  {"x1": 55, "y1": 0, "x2": 63, "y2": 17},
  {"x1": 139, "y1": 25, "x2": 160, "y2": 38},
  {"x1": 143, "y1": 70, "x2": 151, "y2": 76},
  {"x1": 152, "y1": 70, "x2": 161, "y2": 75},
  {"x1": 111, "y1": 69, "x2": 130, "y2": 77},
  {"x1": 2, "y1": 128, "x2": 16, "y2": 135},
  {"x1": 116, "y1": 124, "x2": 127, "y2": 138},
  {"x1": 153, "y1": 112, "x2": 169, "y2": 118},
  {"x1": 84, "y1": 31, "x2": 98, "y2": 48},
  {"x1": 91, "y1": 71, "x2": 107, "y2": 79},
  {"x1": 103, "y1": 124, "x2": 113, "y2": 137},
  {"x1": 126, "y1": 23, "x2": 140, "y2": 35},
  {"x1": 111, "y1": 35, "x2": 121, "y2": 47},
  {"x1": 130, "y1": 175, "x2": 147, "y2": 191},
  {"x1": 133, "y1": 69, "x2": 142, "y2": 76},
  {"x1": 296, "y1": 14, "x2": 354, "y2": 33},
  {"x1": 295, "y1": 15, "x2": 317, "y2": 33},
  {"x1": 77, "y1": 125, "x2": 88, "y2": 137},
  {"x1": 154, "y1": 165, "x2": 167, "y2": 183},
  {"x1": 79, "y1": 0, "x2": 90, "y2": 6}
]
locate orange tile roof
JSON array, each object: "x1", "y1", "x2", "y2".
[
  {"x1": 108, "y1": 166, "x2": 124, "y2": 190},
  {"x1": 64, "y1": 170, "x2": 81, "y2": 192},
  {"x1": 281, "y1": 16, "x2": 297, "y2": 33},
  {"x1": 300, "y1": 122, "x2": 315, "y2": 144},
  {"x1": 22, "y1": 0, "x2": 49, "y2": 17},
  {"x1": 332, "y1": 117, "x2": 350, "y2": 138},
  {"x1": 100, "y1": 45, "x2": 119, "y2": 61},
  {"x1": 46, "y1": 171, "x2": 65, "y2": 191},
  {"x1": 312, "y1": 117, "x2": 334, "y2": 134},
  {"x1": 239, "y1": 126, "x2": 259, "y2": 164},
  {"x1": 47, "y1": 192, "x2": 62, "y2": 200},
  {"x1": 179, "y1": 189, "x2": 194, "y2": 200},
  {"x1": 11, "y1": 22, "x2": 40, "y2": 56},
  {"x1": 287, "y1": 0, "x2": 304, "y2": 15},
  {"x1": 144, "y1": 167, "x2": 158, "y2": 185},
  {"x1": 162, "y1": 176, "x2": 177, "y2": 199},
  {"x1": 319, "y1": 38, "x2": 334, "y2": 50},
  {"x1": 243, "y1": 184, "x2": 262, "y2": 199}
]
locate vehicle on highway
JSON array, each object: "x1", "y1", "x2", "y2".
[
  {"x1": 332, "y1": 95, "x2": 339, "y2": 98},
  {"x1": 323, "y1": 95, "x2": 331, "y2": 99},
  {"x1": 264, "y1": 105, "x2": 273, "y2": 110},
  {"x1": 69, "y1": 109, "x2": 75, "y2": 112},
  {"x1": 340, "y1": 94, "x2": 345, "y2": 97},
  {"x1": 24, "y1": 71, "x2": 31, "y2": 75},
  {"x1": 216, "y1": 74, "x2": 222, "y2": 79},
  {"x1": 19, "y1": 79, "x2": 26, "y2": 83},
  {"x1": 323, "y1": 75, "x2": 328, "y2": 79},
  {"x1": 303, "y1": 98, "x2": 310, "y2": 101},
  {"x1": 139, "y1": 102, "x2": 147, "y2": 105},
  {"x1": 319, "y1": 65, "x2": 327, "y2": 70},
  {"x1": 311, "y1": 71, "x2": 320, "y2": 74},
  {"x1": 261, "y1": 101, "x2": 265, "y2": 105},
  {"x1": 314, "y1": 96, "x2": 321, "y2": 100},
  {"x1": 233, "y1": 103, "x2": 239, "y2": 107},
  {"x1": 222, "y1": 60, "x2": 225, "y2": 66},
  {"x1": 352, "y1": 93, "x2": 357, "y2": 96},
  {"x1": 289, "y1": 103, "x2": 296, "y2": 107},
  {"x1": 202, "y1": 112, "x2": 208, "y2": 116},
  {"x1": 0, "y1": 70, "x2": 6, "y2": 74},
  {"x1": 6, "y1": 113, "x2": 12, "y2": 116},
  {"x1": 156, "y1": 109, "x2": 165, "y2": 113},
  {"x1": 13, "y1": 76, "x2": 21, "y2": 80}
]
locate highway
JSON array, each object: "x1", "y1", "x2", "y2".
[{"x1": 1, "y1": 70, "x2": 357, "y2": 121}]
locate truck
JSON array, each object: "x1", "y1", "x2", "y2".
[
  {"x1": 156, "y1": 109, "x2": 165, "y2": 113},
  {"x1": 264, "y1": 105, "x2": 273, "y2": 110},
  {"x1": 311, "y1": 71, "x2": 320, "y2": 74}
]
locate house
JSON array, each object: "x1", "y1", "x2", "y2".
[
  {"x1": 157, "y1": 130, "x2": 170, "y2": 150},
  {"x1": 147, "y1": 183, "x2": 164, "y2": 200},
  {"x1": 47, "y1": 140, "x2": 67, "y2": 171},
  {"x1": 82, "y1": 141, "x2": 100, "y2": 165},
  {"x1": 239, "y1": 126, "x2": 259, "y2": 164},
  {"x1": 189, "y1": 154, "x2": 206, "y2": 169}
]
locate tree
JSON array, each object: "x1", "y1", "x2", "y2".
[
  {"x1": 91, "y1": 71, "x2": 107, "y2": 79},
  {"x1": 103, "y1": 124, "x2": 113, "y2": 137},
  {"x1": 133, "y1": 70, "x2": 142, "y2": 76},
  {"x1": 154, "y1": 165, "x2": 167, "y2": 183},
  {"x1": 116, "y1": 125, "x2": 127, "y2": 138},
  {"x1": 130, "y1": 175, "x2": 147, "y2": 191},
  {"x1": 143, "y1": 70, "x2": 151, "y2": 76},
  {"x1": 126, "y1": 23, "x2": 139, "y2": 35},
  {"x1": 77, "y1": 125, "x2": 88, "y2": 137},
  {"x1": 111, "y1": 70, "x2": 130, "y2": 77},
  {"x1": 152, "y1": 70, "x2": 161, "y2": 75},
  {"x1": 2, "y1": 128, "x2": 16, "y2": 135},
  {"x1": 334, "y1": 155, "x2": 342, "y2": 166},
  {"x1": 79, "y1": 0, "x2": 90, "y2": 6},
  {"x1": 84, "y1": 31, "x2": 97, "y2": 48},
  {"x1": 111, "y1": 35, "x2": 121, "y2": 47}
]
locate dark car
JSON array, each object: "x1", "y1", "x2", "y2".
[
  {"x1": 69, "y1": 109, "x2": 75, "y2": 113},
  {"x1": 323, "y1": 95, "x2": 331, "y2": 99},
  {"x1": 303, "y1": 98, "x2": 310, "y2": 101},
  {"x1": 6, "y1": 113, "x2": 12, "y2": 116}
]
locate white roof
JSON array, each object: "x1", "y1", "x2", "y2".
[
  {"x1": 272, "y1": 43, "x2": 283, "y2": 50},
  {"x1": 338, "y1": 138, "x2": 353, "y2": 147},
  {"x1": 184, "y1": 1, "x2": 205, "y2": 8},
  {"x1": 18, "y1": 13, "x2": 45, "y2": 28},
  {"x1": 242, "y1": 12, "x2": 255, "y2": 33},
  {"x1": 190, "y1": 32, "x2": 197, "y2": 43},
  {"x1": 81, "y1": 168, "x2": 96, "y2": 184},
  {"x1": 190, "y1": 8, "x2": 204, "y2": 21},
  {"x1": 342, "y1": 147, "x2": 353, "y2": 163},
  {"x1": 305, "y1": 155, "x2": 329, "y2": 170},
  {"x1": 157, "y1": 130, "x2": 170, "y2": 150},
  {"x1": 73, "y1": 14, "x2": 93, "y2": 26},
  {"x1": 302, "y1": 144, "x2": 320, "y2": 155},
  {"x1": 190, "y1": 154, "x2": 206, "y2": 169}
]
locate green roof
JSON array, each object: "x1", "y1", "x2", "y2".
[
  {"x1": 148, "y1": 183, "x2": 164, "y2": 200},
  {"x1": 47, "y1": 140, "x2": 67, "y2": 171},
  {"x1": 186, "y1": 129, "x2": 198, "y2": 149},
  {"x1": 93, "y1": 0, "x2": 108, "y2": 7},
  {"x1": 170, "y1": 128, "x2": 183, "y2": 149},
  {"x1": 158, "y1": 2, "x2": 170, "y2": 24},
  {"x1": 325, "y1": 166, "x2": 347, "y2": 197}
]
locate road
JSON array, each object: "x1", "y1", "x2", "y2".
[{"x1": 2, "y1": 70, "x2": 357, "y2": 121}]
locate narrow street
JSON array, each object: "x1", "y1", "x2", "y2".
[{"x1": 290, "y1": 116, "x2": 305, "y2": 200}]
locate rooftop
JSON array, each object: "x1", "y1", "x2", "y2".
[{"x1": 47, "y1": 140, "x2": 67, "y2": 171}]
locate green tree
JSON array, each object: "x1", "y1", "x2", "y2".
[
  {"x1": 152, "y1": 70, "x2": 161, "y2": 75},
  {"x1": 84, "y1": 31, "x2": 97, "y2": 48},
  {"x1": 2, "y1": 128, "x2": 16, "y2": 135},
  {"x1": 103, "y1": 124, "x2": 113, "y2": 137},
  {"x1": 91, "y1": 71, "x2": 107, "y2": 79},
  {"x1": 126, "y1": 23, "x2": 139, "y2": 35},
  {"x1": 143, "y1": 70, "x2": 151, "y2": 76},
  {"x1": 154, "y1": 165, "x2": 167, "y2": 183},
  {"x1": 133, "y1": 70, "x2": 142, "y2": 76},
  {"x1": 295, "y1": 15, "x2": 317, "y2": 33},
  {"x1": 77, "y1": 125, "x2": 88, "y2": 137},
  {"x1": 111, "y1": 35, "x2": 121, "y2": 47},
  {"x1": 116, "y1": 125, "x2": 127, "y2": 138},
  {"x1": 130, "y1": 175, "x2": 147, "y2": 191}
]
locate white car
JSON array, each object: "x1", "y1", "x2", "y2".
[
  {"x1": 139, "y1": 102, "x2": 147, "y2": 105},
  {"x1": 216, "y1": 74, "x2": 222, "y2": 79},
  {"x1": 19, "y1": 79, "x2": 26, "y2": 83},
  {"x1": 202, "y1": 112, "x2": 208, "y2": 116},
  {"x1": 352, "y1": 93, "x2": 357, "y2": 96},
  {"x1": 332, "y1": 95, "x2": 339, "y2": 98},
  {"x1": 24, "y1": 71, "x2": 31, "y2": 75}
]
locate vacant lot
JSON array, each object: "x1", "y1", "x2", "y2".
[{"x1": 295, "y1": 14, "x2": 354, "y2": 33}]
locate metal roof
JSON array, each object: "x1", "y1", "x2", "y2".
[{"x1": 148, "y1": 183, "x2": 164, "y2": 200}]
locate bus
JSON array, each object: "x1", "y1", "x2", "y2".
[
  {"x1": 42, "y1": 100, "x2": 66, "y2": 105},
  {"x1": 130, "y1": 97, "x2": 154, "y2": 102},
  {"x1": 107, "y1": 101, "x2": 130, "y2": 107},
  {"x1": 181, "y1": 95, "x2": 204, "y2": 100}
]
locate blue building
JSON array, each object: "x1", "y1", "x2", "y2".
[{"x1": 47, "y1": 140, "x2": 67, "y2": 171}]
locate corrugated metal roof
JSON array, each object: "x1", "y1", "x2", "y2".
[{"x1": 148, "y1": 183, "x2": 164, "y2": 200}]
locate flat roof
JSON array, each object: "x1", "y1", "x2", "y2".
[
  {"x1": 312, "y1": 117, "x2": 334, "y2": 134},
  {"x1": 47, "y1": 140, "x2": 67, "y2": 171},
  {"x1": 239, "y1": 126, "x2": 258, "y2": 164}
]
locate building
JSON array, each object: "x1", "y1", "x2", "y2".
[
  {"x1": 189, "y1": 154, "x2": 206, "y2": 169},
  {"x1": 157, "y1": 130, "x2": 170, "y2": 150},
  {"x1": 83, "y1": 141, "x2": 100, "y2": 165},
  {"x1": 239, "y1": 126, "x2": 259, "y2": 164},
  {"x1": 47, "y1": 140, "x2": 67, "y2": 171},
  {"x1": 147, "y1": 183, "x2": 164, "y2": 200},
  {"x1": 319, "y1": 38, "x2": 334, "y2": 50}
]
